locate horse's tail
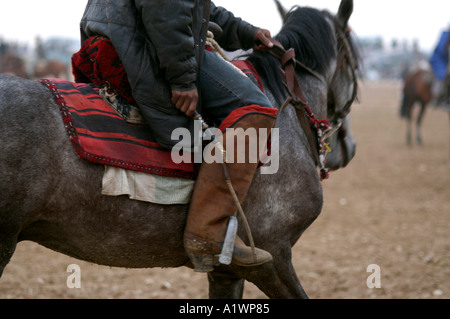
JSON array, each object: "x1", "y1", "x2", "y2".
[
  {"x1": 400, "y1": 92, "x2": 408, "y2": 118},
  {"x1": 399, "y1": 78, "x2": 411, "y2": 118},
  {"x1": 400, "y1": 70, "x2": 419, "y2": 119}
]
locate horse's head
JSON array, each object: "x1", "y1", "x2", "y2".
[
  {"x1": 322, "y1": 0, "x2": 359, "y2": 170},
  {"x1": 275, "y1": 0, "x2": 360, "y2": 171}
]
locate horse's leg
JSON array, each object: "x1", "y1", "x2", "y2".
[
  {"x1": 0, "y1": 226, "x2": 18, "y2": 279},
  {"x1": 236, "y1": 245, "x2": 308, "y2": 299},
  {"x1": 416, "y1": 102, "x2": 427, "y2": 146},
  {"x1": 208, "y1": 271, "x2": 245, "y2": 299},
  {"x1": 405, "y1": 101, "x2": 413, "y2": 146},
  {"x1": 406, "y1": 117, "x2": 412, "y2": 146},
  {"x1": 448, "y1": 111, "x2": 450, "y2": 165},
  {"x1": 246, "y1": 257, "x2": 308, "y2": 299},
  {"x1": 208, "y1": 244, "x2": 307, "y2": 299},
  {"x1": 402, "y1": 96, "x2": 413, "y2": 145}
]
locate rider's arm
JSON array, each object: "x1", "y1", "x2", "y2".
[
  {"x1": 134, "y1": 0, "x2": 198, "y2": 115},
  {"x1": 210, "y1": 3, "x2": 273, "y2": 52},
  {"x1": 134, "y1": 0, "x2": 197, "y2": 93}
]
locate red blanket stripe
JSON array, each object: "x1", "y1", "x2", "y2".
[
  {"x1": 219, "y1": 105, "x2": 278, "y2": 131},
  {"x1": 75, "y1": 128, "x2": 163, "y2": 149}
]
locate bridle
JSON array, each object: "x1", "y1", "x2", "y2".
[
  {"x1": 327, "y1": 16, "x2": 358, "y2": 123},
  {"x1": 268, "y1": 15, "x2": 358, "y2": 180}
]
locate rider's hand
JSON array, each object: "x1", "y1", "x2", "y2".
[
  {"x1": 171, "y1": 88, "x2": 199, "y2": 117},
  {"x1": 253, "y1": 28, "x2": 274, "y2": 52}
]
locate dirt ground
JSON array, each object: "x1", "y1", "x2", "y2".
[{"x1": 0, "y1": 81, "x2": 449, "y2": 299}]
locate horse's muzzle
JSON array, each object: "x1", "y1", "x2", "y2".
[{"x1": 325, "y1": 125, "x2": 356, "y2": 170}]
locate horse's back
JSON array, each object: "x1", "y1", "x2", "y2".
[
  {"x1": 401, "y1": 69, "x2": 434, "y2": 118},
  {"x1": 0, "y1": 75, "x2": 66, "y2": 273},
  {"x1": 0, "y1": 74, "x2": 190, "y2": 268},
  {"x1": 403, "y1": 69, "x2": 433, "y2": 102},
  {"x1": 0, "y1": 75, "x2": 70, "y2": 219}
]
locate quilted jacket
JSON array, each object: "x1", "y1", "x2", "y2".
[
  {"x1": 79, "y1": 0, "x2": 259, "y2": 148},
  {"x1": 80, "y1": 0, "x2": 258, "y2": 111}
]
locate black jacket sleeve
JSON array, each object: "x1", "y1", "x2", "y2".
[
  {"x1": 210, "y1": 3, "x2": 259, "y2": 51},
  {"x1": 134, "y1": 1, "x2": 259, "y2": 92},
  {"x1": 134, "y1": 0, "x2": 198, "y2": 92}
]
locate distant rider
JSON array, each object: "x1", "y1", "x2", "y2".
[{"x1": 430, "y1": 27, "x2": 450, "y2": 108}]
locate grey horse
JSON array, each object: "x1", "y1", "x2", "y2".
[{"x1": 0, "y1": 0, "x2": 359, "y2": 298}]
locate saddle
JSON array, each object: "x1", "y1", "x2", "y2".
[{"x1": 41, "y1": 36, "x2": 273, "y2": 204}]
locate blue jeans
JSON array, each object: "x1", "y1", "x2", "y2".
[
  {"x1": 198, "y1": 50, "x2": 273, "y2": 124},
  {"x1": 139, "y1": 50, "x2": 273, "y2": 149}
]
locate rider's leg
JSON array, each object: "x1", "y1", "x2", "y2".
[
  {"x1": 183, "y1": 51, "x2": 276, "y2": 272},
  {"x1": 432, "y1": 79, "x2": 444, "y2": 106},
  {"x1": 184, "y1": 112, "x2": 276, "y2": 272}
]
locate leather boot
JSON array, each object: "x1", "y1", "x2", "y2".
[{"x1": 184, "y1": 111, "x2": 276, "y2": 272}]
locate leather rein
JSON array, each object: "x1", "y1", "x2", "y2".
[
  {"x1": 268, "y1": 38, "x2": 330, "y2": 180},
  {"x1": 267, "y1": 23, "x2": 357, "y2": 180}
]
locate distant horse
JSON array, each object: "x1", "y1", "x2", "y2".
[
  {"x1": 34, "y1": 60, "x2": 70, "y2": 80},
  {"x1": 0, "y1": 54, "x2": 69, "y2": 80},
  {"x1": 400, "y1": 67, "x2": 434, "y2": 145},
  {"x1": 0, "y1": 53, "x2": 28, "y2": 78},
  {"x1": 0, "y1": 0, "x2": 359, "y2": 299}
]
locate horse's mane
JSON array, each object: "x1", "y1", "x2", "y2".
[{"x1": 248, "y1": 6, "x2": 337, "y2": 105}]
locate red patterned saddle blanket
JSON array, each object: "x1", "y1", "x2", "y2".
[
  {"x1": 41, "y1": 79, "x2": 276, "y2": 180},
  {"x1": 41, "y1": 78, "x2": 196, "y2": 179}
]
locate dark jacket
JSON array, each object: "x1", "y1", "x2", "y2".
[{"x1": 80, "y1": 0, "x2": 259, "y2": 148}]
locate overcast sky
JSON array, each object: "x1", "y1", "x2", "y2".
[{"x1": 0, "y1": 0, "x2": 448, "y2": 52}]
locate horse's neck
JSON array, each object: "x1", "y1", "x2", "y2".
[
  {"x1": 261, "y1": 72, "x2": 328, "y2": 177},
  {"x1": 264, "y1": 88, "x2": 316, "y2": 168}
]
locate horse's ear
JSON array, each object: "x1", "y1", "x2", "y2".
[
  {"x1": 337, "y1": 0, "x2": 353, "y2": 27},
  {"x1": 274, "y1": 0, "x2": 288, "y2": 21}
]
